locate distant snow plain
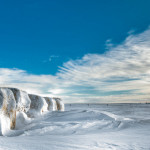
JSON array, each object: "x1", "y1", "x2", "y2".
[{"x1": 0, "y1": 103, "x2": 150, "y2": 150}]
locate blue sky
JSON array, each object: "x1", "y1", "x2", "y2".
[{"x1": 1, "y1": 0, "x2": 150, "y2": 103}]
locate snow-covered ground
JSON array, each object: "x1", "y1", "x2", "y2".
[{"x1": 0, "y1": 103, "x2": 150, "y2": 150}]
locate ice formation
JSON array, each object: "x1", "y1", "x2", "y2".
[
  {"x1": 0, "y1": 88, "x2": 16, "y2": 132},
  {"x1": 8, "y1": 88, "x2": 31, "y2": 113},
  {"x1": 28, "y1": 94, "x2": 48, "y2": 117},
  {"x1": 0, "y1": 87, "x2": 64, "y2": 136},
  {"x1": 44, "y1": 97, "x2": 57, "y2": 111},
  {"x1": 54, "y1": 97, "x2": 65, "y2": 111}
]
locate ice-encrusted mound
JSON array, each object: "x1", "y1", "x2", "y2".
[
  {"x1": 0, "y1": 88, "x2": 16, "y2": 136},
  {"x1": 28, "y1": 94, "x2": 48, "y2": 117},
  {"x1": 0, "y1": 87, "x2": 64, "y2": 136},
  {"x1": 54, "y1": 98, "x2": 65, "y2": 111},
  {"x1": 44, "y1": 97, "x2": 57, "y2": 111},
  {"x1": 8, "y1": 88, "x2": 31, "y2": 113}
]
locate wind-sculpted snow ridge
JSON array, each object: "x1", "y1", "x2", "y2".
[{"x1": 0, "y1": 87, "x2": 64, "y2": 136}]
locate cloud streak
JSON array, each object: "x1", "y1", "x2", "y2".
[
  {"x1": 57, "y1": 27, "x2": 150, "y2": 102},
  {"x1": 1, "y1": 27, "x2": 150, "y2": 103}
]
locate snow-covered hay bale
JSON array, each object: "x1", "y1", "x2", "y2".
[
  {"x1": 8, "y1": 88, "x2": 31, "y2": 113},
  {"x1": 0, "y1": 88, "x2": 16, "y2": 131},
  {"x1": 28, "y1": 94, "x2": 48, "y2": 117},
  {"x1": 53, "y1": 98, "x2": 64, "y2": 111},
  {"x1": 44, "y1": 97, "x2": 57, "y2": 111},
  {"x1": 15, "y1": 111, "x2": 31, "y2": 130}
]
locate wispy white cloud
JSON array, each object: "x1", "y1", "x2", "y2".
[
  {"x1": 0, "y1": 68, "x2": 58, "y2": 96},
  {"x1": 43, "y1": 55, "x2": 59, "y2": 63},
  {"x1": 49, "y1": 55, "x2": 59, "y2": 61},
  {"x1": 57, "y1": 27, "x2": 150, "y2": 103},
  {"x1": 1, "y1": 27, "x2": 150, "y2": 103}
]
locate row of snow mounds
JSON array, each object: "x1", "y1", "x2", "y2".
[{"x1": 0, "y1": 87, "x2": 64, "y2": 133}]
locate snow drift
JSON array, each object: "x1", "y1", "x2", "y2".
[{"x1": 0, "y1": 87, "x2": 64, "y2": 136}]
